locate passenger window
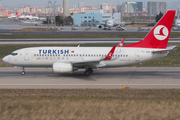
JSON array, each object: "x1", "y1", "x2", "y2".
[{"x1": 34, "y1": 54, "x2": 36, "y2": 56}]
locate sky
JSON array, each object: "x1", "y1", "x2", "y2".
[{"x1": 1, "y1": 0, "x2": 179, "y2": 9}]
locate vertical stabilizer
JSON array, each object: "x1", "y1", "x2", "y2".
[{"x1": 123, "y1": 10, "x2": 176, "y2": 49}]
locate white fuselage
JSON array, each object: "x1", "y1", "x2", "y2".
[
  {"x1": 106, "y1": 19, "x2": 116, "y2": 28},
  {"x1": 3, "y1": 47, "x2": 168, "y2": 69}
]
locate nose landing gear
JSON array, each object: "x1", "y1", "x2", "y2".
[{"x1": 21, "y1": 67, "x2": 26, "y2": 75}]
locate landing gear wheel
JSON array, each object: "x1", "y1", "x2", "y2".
[
  {"x1": 89, "y1": 68, "x2": 93, "y2": 74},
  {"x1": 21, "y1": 71, "x2": 26, "y2": 75},
  {"x1": 84, "y1": 68, "x2": 93, "y2": 76}
]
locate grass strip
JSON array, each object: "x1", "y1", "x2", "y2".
[{"x1": 0, "y1": 89, "x2": 180, "y2": 120}]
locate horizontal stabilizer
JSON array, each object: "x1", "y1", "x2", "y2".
[{"x1": 152, "y1": 46, "x2": 176, "y2": 53}]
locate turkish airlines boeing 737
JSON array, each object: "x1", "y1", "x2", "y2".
[{"x1": 3, "y1": 10, "x2": 176, "y2": 76}]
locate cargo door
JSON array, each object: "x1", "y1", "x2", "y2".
[{"x1": 135, "y1": 50, "x2": 140, "y2": 61}]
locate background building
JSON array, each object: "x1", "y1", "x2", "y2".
[
  {"x1": 147, "y1": 1, "x2": 166, "y2": 15},
  {"x1": 73, "y1": 9, "x2": 121, "y2": 26},
  {"x1": 137, "y1": 2, "x2": 143, "y2": 12},
  {"x1": 117, "y1": 2, "x2": 141, "y2": 13}
]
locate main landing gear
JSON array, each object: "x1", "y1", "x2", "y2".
[
  {"x1": 84, "y1": 68, "x2": 93, "y2": 76},
  {"x1": 21, "y1": 67, "x2": 26, "y2": 75}
]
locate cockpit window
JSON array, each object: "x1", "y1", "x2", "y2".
[{"x1": 11, "y1": 53, "x2": 18, "y2": 56}]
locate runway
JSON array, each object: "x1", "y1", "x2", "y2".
[
  {"x1": 0, "y1": 38, "x2": 180, "y2": 44},
  {"x1": 0, "y1": 67, "x2": 180, "y2": 89}
]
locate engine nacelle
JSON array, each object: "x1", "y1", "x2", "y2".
[
  {"x1": 98, "y1": 25, "x2": 102, "y2": 29},
  {"x1": 53, "y1": 63, "x2": 73, "y2": 73}
]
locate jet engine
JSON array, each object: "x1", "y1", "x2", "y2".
[
  {"x1": 98, "y1": 25, "x2": 103, "y2": 29},
  {"x1": 53, "y1": 63, "x2": 74, "y2": 73}
]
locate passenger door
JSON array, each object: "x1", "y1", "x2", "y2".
[{"x1": 24, "y1": 50, "x2": 30, "y2": 61}]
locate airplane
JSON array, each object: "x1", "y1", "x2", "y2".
[
  {"x1": 8, "y1": 12, "x2": 17, "y2": 19},
  {"x1": 175, "y1": 9, "x2": 180, "y2": 29},
  {"x1": 97, "y1": 9, "x2": 119, "y2": 30},
  {"x1": 2, "y1": 10, "x2": 176, "y2": 76},
  {"x1": 16, "y1": 12, "x2": 39, "y2": 20},
  {"x1": 16, "y1": 12, "x2": 26, "y2": 19}
]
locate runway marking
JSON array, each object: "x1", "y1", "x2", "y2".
[
  {"x1": 0, "y1": 84, "x2": 180, "y2": 86},
  {"x1": 120, "y1": 85, "x2": 126, "y2": 89}
]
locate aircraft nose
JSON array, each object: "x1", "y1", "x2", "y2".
[{"x1": 2, "y1": 56, "x2": 9, "y2": 63}]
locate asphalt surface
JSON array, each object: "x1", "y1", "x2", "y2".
[
  {"x1": 0, "y1": 67, "x2": 180, "y2": 89},
  {"x1": 0, "y1": 18, "x2": 179, "y2": 34},
  {"x1": 0, "y1": 38, "x2": 179, "y2": 44}
]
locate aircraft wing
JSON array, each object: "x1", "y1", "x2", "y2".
[
  {"x1": 71, "y1": 46, "x2": 116, "y2": 68},
  {"x1": 99, "y1": 23, "x2": 107, "y2": 27},
  {"x1": 152, "y1": 46, "x2": 176, "y2": 53}
]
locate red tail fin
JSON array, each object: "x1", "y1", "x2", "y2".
[
  {"x1": 124, "y1": 10, "x2": 176, "y2": 49},
  {"x1": 8, "y1": 13, "x2": 11, "y2": 16},
  {"x1": 16, "y1": 12, "x2": 20, "y2": 17}
]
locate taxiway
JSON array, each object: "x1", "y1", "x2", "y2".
[{"x1": 0, "y1": 67, "x2": 180, "y2": 89}]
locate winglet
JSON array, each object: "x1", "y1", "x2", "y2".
[
  {"x1": 118, "y1": 38, "x2": 125, "y2": 47},
  {"x1": 102, "y1": 45, "x2": 116, "y2": 61}
]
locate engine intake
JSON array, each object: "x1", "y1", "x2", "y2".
[{"x1": 98, "y1": 25, "x2": 102, "y2": 29}]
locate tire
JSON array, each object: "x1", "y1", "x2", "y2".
[{"x1": 21, "y1": 71, "x2": 26, "y2": 75}]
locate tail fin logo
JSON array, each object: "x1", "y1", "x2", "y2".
[{"x1": 154, "y1": 25, "x2": 169, "y2": 40}]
